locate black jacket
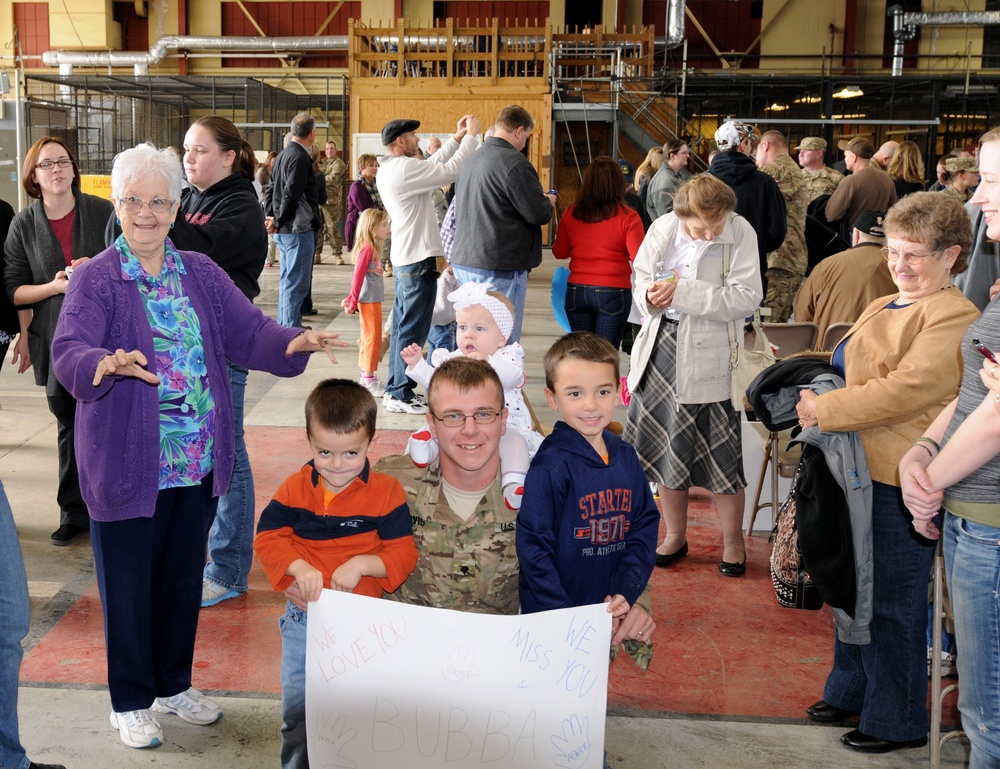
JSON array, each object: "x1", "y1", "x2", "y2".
[
  {"x1": 264, "y1": 141, "x2": 317, "y2": 234},
  {"x1": 0, "y1": 199, "x2": 17, "y2": 337},
  {"x1": 176, "y1": 174, "x2": 267, "y2": 300},
  {"x1": 709, "y1": 151, "x2": 787, "y2": 287}
]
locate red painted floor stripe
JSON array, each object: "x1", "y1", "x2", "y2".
[{"x1": 21, "y1": 428, "x2": 959, "y2": 724}]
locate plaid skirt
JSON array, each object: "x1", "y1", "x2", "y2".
[{"x1": 623, "y1": 321, "x2": 746, "y2": 494}]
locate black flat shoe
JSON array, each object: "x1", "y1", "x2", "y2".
[
  {"x1": 718, "y1": 557, "x2": 747, "y2": 577},
  {"x1": 654, "y1": 542, "x2": 688, "y2": 568},
  {"x1": 806, "y1": 700, "x2": 860, "y2": 723},
  {"x1": 49, "y1": 523, "x2": 87, "y2": 546},
  {"x1": 840, "y1": 729, "x2": 928, "y2": 753}
]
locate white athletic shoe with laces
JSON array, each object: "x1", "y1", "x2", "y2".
[
  {"x1": 110, "y1": 708, "x2": 163, "y2": 748},
  {"x1": 151, "y1": 687, "x2": 222, "y2": 725}
]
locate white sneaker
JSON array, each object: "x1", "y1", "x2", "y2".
[
  {"x1": 359, "y1": 376, "x2": 386, "y2": 397},
  {"x1": 151, "y1": 687, "x2": 222, "y2": 725},
  {"x1": 110, "y1": 708, "x2": 163, "y2": 748},
  {"x1": 383, "y1": 393, "x2": 429, "y2": 414},
  {"x1": 200, "y1": 579, "x2": 241, "y2": 607}
]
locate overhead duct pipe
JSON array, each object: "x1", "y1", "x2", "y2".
[
  {"x1": 42, "y1": 36, "x2": 349, "y2": 76},
  {"x1": 889, "y1": 5, "x2": 1000, "y2": 76}
]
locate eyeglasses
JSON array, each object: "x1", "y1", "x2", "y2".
[
  {"x1": 881, "y1": 247, "x2": 939, "y2": 264},
  {"x1": 35, "y1": 158, "x2": 73, "y2": 171},
  {"x1": 117, "y1": 196, "x2": 175, "y2": 214},
  {"x1": 430, "y1": 410, "x2": 504, "y2": 428}
]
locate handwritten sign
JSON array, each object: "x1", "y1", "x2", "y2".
[{"x1": 306, "y1": 591, "x2": 611, "y2": 768}]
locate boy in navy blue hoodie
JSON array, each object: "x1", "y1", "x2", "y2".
[{"x1": 517, "y1": 332, "x2": 658, "y2": 651}]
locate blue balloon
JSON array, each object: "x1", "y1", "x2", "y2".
[{"x1": 551, "y1": 266, "x2": 571, "y2": 332}]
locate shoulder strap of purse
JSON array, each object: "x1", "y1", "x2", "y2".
[{"x1": 722, "y1": 244, "x2": 740, "y2": 368}]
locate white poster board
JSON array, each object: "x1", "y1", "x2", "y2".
[
  {"x1": 306, "y1": 591, "x2": 611, "y2": 768},
  {"x1": 351, "y1": 133, "x2": 461, "y2": 178}
]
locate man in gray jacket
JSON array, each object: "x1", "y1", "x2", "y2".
[{"x1": 451, "y1": 105, "x2": 555, "y2": 343}]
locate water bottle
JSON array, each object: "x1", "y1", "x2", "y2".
[{"x1": 656, "y1": 260, "x2": 679, "y2": 318}]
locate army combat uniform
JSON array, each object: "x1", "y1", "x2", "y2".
[
  {"x1": 762, "y1": 154, "x2": 810, "y2": 323},
  {"x1": 318, "y1": 154, "x2": 347, "y2": 263},
  {"x1": 803, "y1": 165, "x2": 844, "y2": 204},
  {"x1": 374, "y1": 456, "x2": 520, "y2": 615}
]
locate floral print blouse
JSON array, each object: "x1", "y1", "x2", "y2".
[{"x1": 117, "y1": 235, "x2": 216, "y2": 490}]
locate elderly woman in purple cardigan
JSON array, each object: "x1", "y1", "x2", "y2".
[{"x1": 51, "y1": 143, "x2": 345, "y2": 751}]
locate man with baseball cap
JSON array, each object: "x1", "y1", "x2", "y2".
[
  {"x1": 756, "y1": 131, "x2": 810, "y2": 322},
  {"x1": 708, "y1": 120, "x2": 787, "y2": 294},
  {"x1": 825, "y1": 137, "x2": 897, "y2": 241},
  {"x1": 377, "y1": 114, "x2": 482, "y2": 414},
  {"x1": 795, "y1": 209, "x2": 896, "y2": 341},
  {"x1": 796, "y1": 137, "x2": 844, "y2": 203}
]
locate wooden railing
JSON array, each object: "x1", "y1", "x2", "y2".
[{"x1": 348, "y1": 20, "x2": 654, "y2": 85}]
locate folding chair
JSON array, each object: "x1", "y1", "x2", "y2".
[
  {"x1": 745, "y1": 322, "x2": 819, "y2": 535},
  {"x1": 822, "y1": 322, "x2": 853, "y2": 352}
]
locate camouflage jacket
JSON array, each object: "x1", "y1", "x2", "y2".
[
  {"x1": 762, "y1": 154, "x2": 809, "y2": 275},
  {"x1": 942, "y1": 185, "x2": 974, "y2": 204},
  {"x1": 803, "y1": 165, "x2": 844, "y2": 203},
  {"x1": 320, "y1": 156, "x2": 347, "y2": 203},
  {"x1": 374, "y1": 456, "x2": 519, "y2": 615}
]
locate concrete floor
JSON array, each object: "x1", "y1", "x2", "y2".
[{"x1": 4, "y1": 249, "x2": 968, "y2": 768}]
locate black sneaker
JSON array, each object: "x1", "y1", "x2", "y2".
[{"x1": 50, "y1": 523, "x2": 88, "y2": 546}]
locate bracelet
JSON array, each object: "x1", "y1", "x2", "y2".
[
  {"x1": 915, "y1": 443, "x2": 935, "y2": 459},
  {"x1": 915, "y1": 436, "x2": 941, "y2": 453}
]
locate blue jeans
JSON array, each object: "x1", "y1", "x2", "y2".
[
  {"x1": 276, "y1": 231, "x2": 316, "y2": 328},
  {"x1": 0, "y1": 479, "x2": 31, "y2": 769},
  {"x1": 278, "y1": 601, "x2": 308, "y2": 769},
  {"x1": 823, "y1": 481, "x2": 934, "y2": 742},
  {"x1": 204, "y1": 363, "x2": 254, "y2": 593},
  {"x1": 564, "y1": 283, "x2": 631, "y2": 350},
  {"x1": 944, "y1": 512, "x2": 1000, "y2": 768},
  {"x1": 387, "y1": 258, "x2": 438, "y2": 401},
  {"x1": 453, "y1": 265, "x2": 528, "y2": 344},
  {"x1": 427, "y1": 320, "x2": 456, "y2": 358}
]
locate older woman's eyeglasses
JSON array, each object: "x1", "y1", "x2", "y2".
[
  {"x1": 117, "y1": 197, "x2": 174, "y2": 214},
  {"x1": 35, "y1": 158, "x2": 73, "y2": 171},
  {"x1": 881, "y1": 247, "x2": 939, "y2": 264},
  {"x1": 430, "y1": 410, "x2": 503, "y2": 428}
]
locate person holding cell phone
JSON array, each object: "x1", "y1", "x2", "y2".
[
  {"x1": 900, "y1": 126, "x2": 1000, "y2": 769},
  {"x1": 794, "y1": 191, "x2": 978, "y2": 755}
]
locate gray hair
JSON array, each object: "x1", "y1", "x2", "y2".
[
  {"x1": 111, "y1": 143, "x2": 183, "y2": 203},
  {"x1": 291, "y1": 113, "x2": 315, "y2": 139}
]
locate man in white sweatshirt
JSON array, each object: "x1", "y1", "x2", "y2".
[{"x1": 376, "y1": 115, "x2": 481, "y2": 413}]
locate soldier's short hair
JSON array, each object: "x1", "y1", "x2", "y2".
[
  {"x1": 427, "y1": 359, "x2": 504, "y2": 411},
  {"x1": 305, "y1": 379, "x2": 378, "y2": 440},
  {"x1": 544, "y1": 332, "x2": 620, "y2": 391}
]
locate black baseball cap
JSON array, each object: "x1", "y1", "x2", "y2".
[{"x1": 381, "y1": 119, "x2": 420, "y2": 146}]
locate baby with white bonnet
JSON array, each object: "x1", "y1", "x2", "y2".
[{"x1": 400, "y1": 281, "x2": 544, "y2": 509}]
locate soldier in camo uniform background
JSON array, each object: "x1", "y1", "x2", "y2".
[
  {"x1": 318, "y1": 140, "x2": 347, "y2": 265},
  {"x1": 942, "y1": 156, "x2": 980, "y2": 204},
  {"x1": 796, "y1": 136, "x2": 844, "y2": 203},
  {"x1": 757, "y1": 131, "x2": 810, "y2": 322}
]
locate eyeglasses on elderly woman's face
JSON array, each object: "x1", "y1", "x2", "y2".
[
  {"x1": 881, "y1": 247, "x2": 940, "y2": 264},
  {"x1": 117, "y1": 196, "x2": 175, "y2": 214},
  {"x1": 430, "y1": 410, "x2": 504, "y2": 428},
  {"x1": 35, "y1": 158, "x2": 73, "y2": 171}
]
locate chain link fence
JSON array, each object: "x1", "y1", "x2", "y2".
[{"x1": 24, "y1": 75, "x2": 348, "y2": 174}]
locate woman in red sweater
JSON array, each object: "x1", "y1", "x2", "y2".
[{"x1": 552, "y1": 156, "x2": 646, "y2": 349}]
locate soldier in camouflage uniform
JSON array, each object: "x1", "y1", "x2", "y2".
[
  {"x1": 318, "y1": 140, "x2": 347, "y2": 265},
  {"x1": 942, "y1": 156, "x2": 979, "y2": 204},
  {"x1": 375, "y1": 358, "x2": 521, "y2": 615},
  {"x1": 796, "y1": 136, "x2": 844, "y2": 203},
  {"x1": 758, "y1": 131, "x2": 810, "y2": 323}
]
